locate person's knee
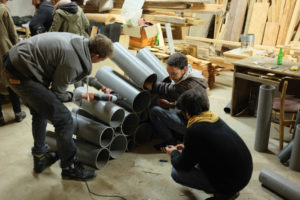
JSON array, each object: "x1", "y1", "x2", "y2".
[{"x1": 149, "y1": 106, "x2": 166, "y2": 121}]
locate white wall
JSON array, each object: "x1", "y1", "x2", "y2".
[{"x1": 6, "y1": 0, "x2": 35, "y2": 17}]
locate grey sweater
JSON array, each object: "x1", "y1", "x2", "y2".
[{"x1": 8, "y1": 32, "x2": 92, "y2": 101}]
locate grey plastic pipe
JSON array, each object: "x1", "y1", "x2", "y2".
[
  {"x1": 277, "y1": 140, "x2": 294, "y2": 164},
  {"x1": 126, "y1": 136, "x2": 135, "y2": 152},
  {"x1": 290, "y1": 124, "x2": 300, "y2": 171},
  {"x1": 72, "y1": 112, "x2": 114, "y2": 148},
  {"x1": 45, "y1": 131, "x2": 110, "y2": 169},
  {"x1": 137, "y1": 108, "x2": 149, "y2": 122},
  {"x1": 121, "y1": 111, "x2": 140, "y2": 136},
  {"x1": 277, "y1": 109, "x2": 300, "y2": 163},
  {"x1": 254, "y1": 85, "x2": 275, "y2": 152},
  {"x1": 95, "y1": 66, "x2": 151, "y2": 112},
  {"x1": 136, "y1": 48, "x2": 169, "y2": 82},
  {"x1": 73, "y1": 87, "x2": 125, "y2": 128},
  {"x1": 259, "y1": 168, "x2": 300, "y2": 200},
  {"x1": 110, "y1": 42, "x2": 157, "y2": 88},
  {"x1": 134, "y1": 123, "x2": 153, "y2": 145},
  {"x1": 224, "y1": 101, "x2": 231, "y2": 114},
  {"x1": 109, "y1": 134, "x2": 127, "y2": 159}
]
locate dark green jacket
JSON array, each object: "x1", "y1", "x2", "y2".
[{"x1": 50, "y1": 3, "x2": 89, "y2": 38}]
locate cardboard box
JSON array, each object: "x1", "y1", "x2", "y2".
[{"x1": 123, "y1": 25, "x2": 158, "y2": 48}]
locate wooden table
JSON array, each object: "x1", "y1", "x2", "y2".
[{"x1": 231, "y1": 56, "x2": 300, "y2": 116}]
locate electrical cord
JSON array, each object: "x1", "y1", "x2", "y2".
[{"x1": 85, "y1": 181, "x2": 128, "y2": 200}]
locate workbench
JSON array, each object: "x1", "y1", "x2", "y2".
[{"x1": 231, "y1": 56, "x2": 300, "y2": 117}]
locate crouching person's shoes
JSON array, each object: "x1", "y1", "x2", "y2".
[
  {"x1": 15, "y1": 111, "x2": 26, "y2": 122},
  {"x1": 61, "y1": 160, "x2": 96, "y2": 181},
  {"x1": 33, "y1": 152, "x2": 59, "y2": 173}
]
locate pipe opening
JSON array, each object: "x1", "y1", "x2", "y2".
[
  {"x1": 122, "y1": 113, "x2": 140, "y2": 136},
  {"x1": 95, "y1": 148, "x2": 110, "y2": 169},
  {"x1": 133, "y1": 91, "x2": 151, "y2": 113},
  {"x1": 126, "y1": 138, "x2": 135, "y2": 152},
  {"x1": 144, "y1": 74, "x2": 157, "y2": 87},
  {"x1": 109, "y1": 135, "x2": 127, "y2": 159},
  {"x1": 110, "y1": 109, "x2": 125, "y2": 128},
  {"x1": 100, "y1": 127, "x2": 114, "y2": 148}
]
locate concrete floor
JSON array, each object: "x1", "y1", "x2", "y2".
[{"x1": 0, "y1": 71, "x2": 300, "y2": 200}]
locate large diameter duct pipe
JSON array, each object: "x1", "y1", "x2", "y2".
[
  {"x1": 290, "y1": 124, "x2": 300, "y2": 171},
  {"x1": 96, "y1": 66, "x2": 151, "y2": 112},
  {"x1": 259, "y1": 168, "x2": 300, "y2": 200},
  {"x1": 110, "y1": 42, "x2": 157, "y2": 88},
  {"x1": 134, "y1": 123, "x2": 153, "y2": 145},
  {"x1": 136, "y1": 48, "x2": 169, "y2": 82},
  {"x1": 45, "y1": 131, "x2": 110, "y2": 169},
  {"x1": 72, "y1": 112, "x2": 114, "y2": 148},
  {"x1": 109, "y1": 134, "x2": 127, "y2": 159},
  {"x1": 121, "y1": 111, "x2": 140, "y2": 136},
  {"x1": 277, "y1": 140, "x2": 294, "y2": 164},
  {"x1": 126, "y1": 136, "x2": 135, "y2": 152},
  {"x1": 254, "y1": 85, "x2": 275, "y2": 152},
  {"x1": 73, "y1": 87, "x2": 125, "y2": 128}
]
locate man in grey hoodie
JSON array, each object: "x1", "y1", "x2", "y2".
[{"x1": 2, "y1": 32, "x2": 114, "y2": 181}]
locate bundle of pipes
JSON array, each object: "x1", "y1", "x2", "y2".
[
  {"x1": 134, "y1": 123, "x2": 153, "y2": 145},
  {"x1": 45, "y1": 131, "x2": 110, "y2": 169},
  {"x1": 72, "y1": 107, "x2": 135, "y2": 155}
]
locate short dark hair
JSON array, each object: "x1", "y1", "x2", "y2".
[
  {"x1": 167, "y1": 52, "x2": 188, "y2": 69},
  {"x1": 89, "y1": 34, "x2": 114, "y2": 59},
  {"x1": 177, "y1": 88, "x2": 209, "y2": 116}
]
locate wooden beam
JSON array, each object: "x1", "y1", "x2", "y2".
[
  {"x1": 285, "y1": 0, "x2": 300, "y2": 44},
  {"x1": 262, "y1": 22, "x2": 280, "y2": 46}
]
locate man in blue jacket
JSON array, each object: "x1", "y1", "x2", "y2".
[
  {"x1": 2, "y1": 32, "x2": 114, "y2": 181},
  {"x1": 29, "y1": 0, "x2": 54, "y2": 36}
]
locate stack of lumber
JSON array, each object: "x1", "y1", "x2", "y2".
[{"x1": 186, "y1": 55, "x2": 215, "y2": 88}]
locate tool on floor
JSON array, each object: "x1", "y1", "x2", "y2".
[
  {"x1": 290, "y1": 66, "x2": 299, "y2": 71},
  {"x1": 81, "y1": 93, "x2": 118, "y2": 102}
]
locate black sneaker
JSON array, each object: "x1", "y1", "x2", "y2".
[
  {"x1": 61, "y1": 160, "x2": 96, "y2": 181},
  {"x1": 15, "y1": 111, "x2": 26, "y2": 122},
  {"x1": 33, "y1": 152, "x2": 59, "y2": 173}
]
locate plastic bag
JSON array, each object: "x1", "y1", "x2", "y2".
[{"x1": 121, "y1": 0, "x2": 145, "y2": 26}]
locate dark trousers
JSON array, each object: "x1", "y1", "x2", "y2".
[
  {"x1": 149, "y1": 106, "x2": 187, "y2": 145},
  {"x1": 172, "y1": 165, "x2": 239, "y2": 200},
  {"x1": 7, "y1": 78, "x2": 76, "y2": 168},
  {"x1": 0, "y1": 87, "x2": 21, "y2": 116}
]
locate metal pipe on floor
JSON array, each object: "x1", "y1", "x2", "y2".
[
  {"x1": 136, "y1": 48, "x2": 169, "y2": 82},
  {"x1": 72, "y1": 112, "x2": 114, "y2": 148},
  {"x1": 277, "y1": 140, "x2": 294, "y2": 164},
  {"x1": 109, "y1": 134, "x2": 127, "y2": 159},
  {"x1": 73, "y1": 87, "x2": 125, "y2": 128},
  {"x1": 254, "y1": 85, "x2": 275, "y2": 152},
  {"x1": 121, "y1": 111, "x2": 140, "y2": 136},
  {"x1": 45, "y1": 131, "x2": 110, "y2": 169},
  {"x1": 95, "y1": 66, "x2": 151, "y2": 112},
  {"x1": 290, "y1": 124, "x2": 300, "y2": 171},
  {"x1": 259, "y1": 168, "x2": 300, "y2": 200},
  {"x1": 110, "y1": 42, "x2": 157, "y2": 89},
  {"x1": 134, "y1": 122, "x2": 153, "y2": 145}
]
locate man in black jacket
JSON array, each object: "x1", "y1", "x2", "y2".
[
  {"x1": 29, "y1": 0, "x2": 54, "y2": 36},
  {"x1": 144, "y1": 53, "x2": 208, "y2": 151},
  {"x1": 166, "y1": 89, "x2": 253, "y2": 200}
]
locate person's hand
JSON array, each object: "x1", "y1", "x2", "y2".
[
  {"x1": 81, "y1": 93, "x2": 95, "y2": 102},
  {"x1": 165, "y1": 145, "x2": 177, "y2": 156},
  {"x1": 144, "y1": 81, "x2": 153, "y2": 90},
  {"x1": 101, "y1": 86, "x2": 112, "y2": 94},
  {"x1": 176, "y1": 144, "x2": 184, "y2": 153},
  {"x1": 157, "y1": 99, "x2": 171, "y2": 109}
]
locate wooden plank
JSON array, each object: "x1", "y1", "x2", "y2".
[
  {"x1": 285, "y1": 0, "x2": 300, "y2": 44},
  {"x1": 244, "y1": 0, "x2": 256, "y2": 33},
  {"x1": 247, "y1": 2, "x2": 270, "y2": 45},
  {"x1": 262, "y1": 22, "x2": 280, "y2": 46},
  {"x1": 119, "y1": 35, "x2": 130, "y2": 49},
  {"x1": 278, "y1": 0, "x2": 286, "y2": 24},
  {"x1": 272, "y1": 0, "x2": 276, "y2": 22},
  {"x1": 276, "y1": 0, "x2": 282, "y2": 23},
  {"x1": 277, "y1": 0, "x2": 296, "y2": 45},
  {"x1": 268, "y1": 5, "x2": 272, "y2": 22},
  {"x1": 90, "y1": 26, "x2": 98, "y2": 38},
  {"x1": 221, "y1": 0, "x2": 248, "y2": 41},
  {"x1": 294, "y1": 26, "x2": 300, "y2": 41}
]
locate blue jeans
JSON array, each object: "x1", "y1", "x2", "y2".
[
  {"x1": 0, "y1": 87, "x2": 21, "y2": 116},
  {"x1": 149, "y1": 106, "x2": 187, "y2": 144},
  {"x1": 7, "y1": 77, "x2": 76, "y2": 168}
]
